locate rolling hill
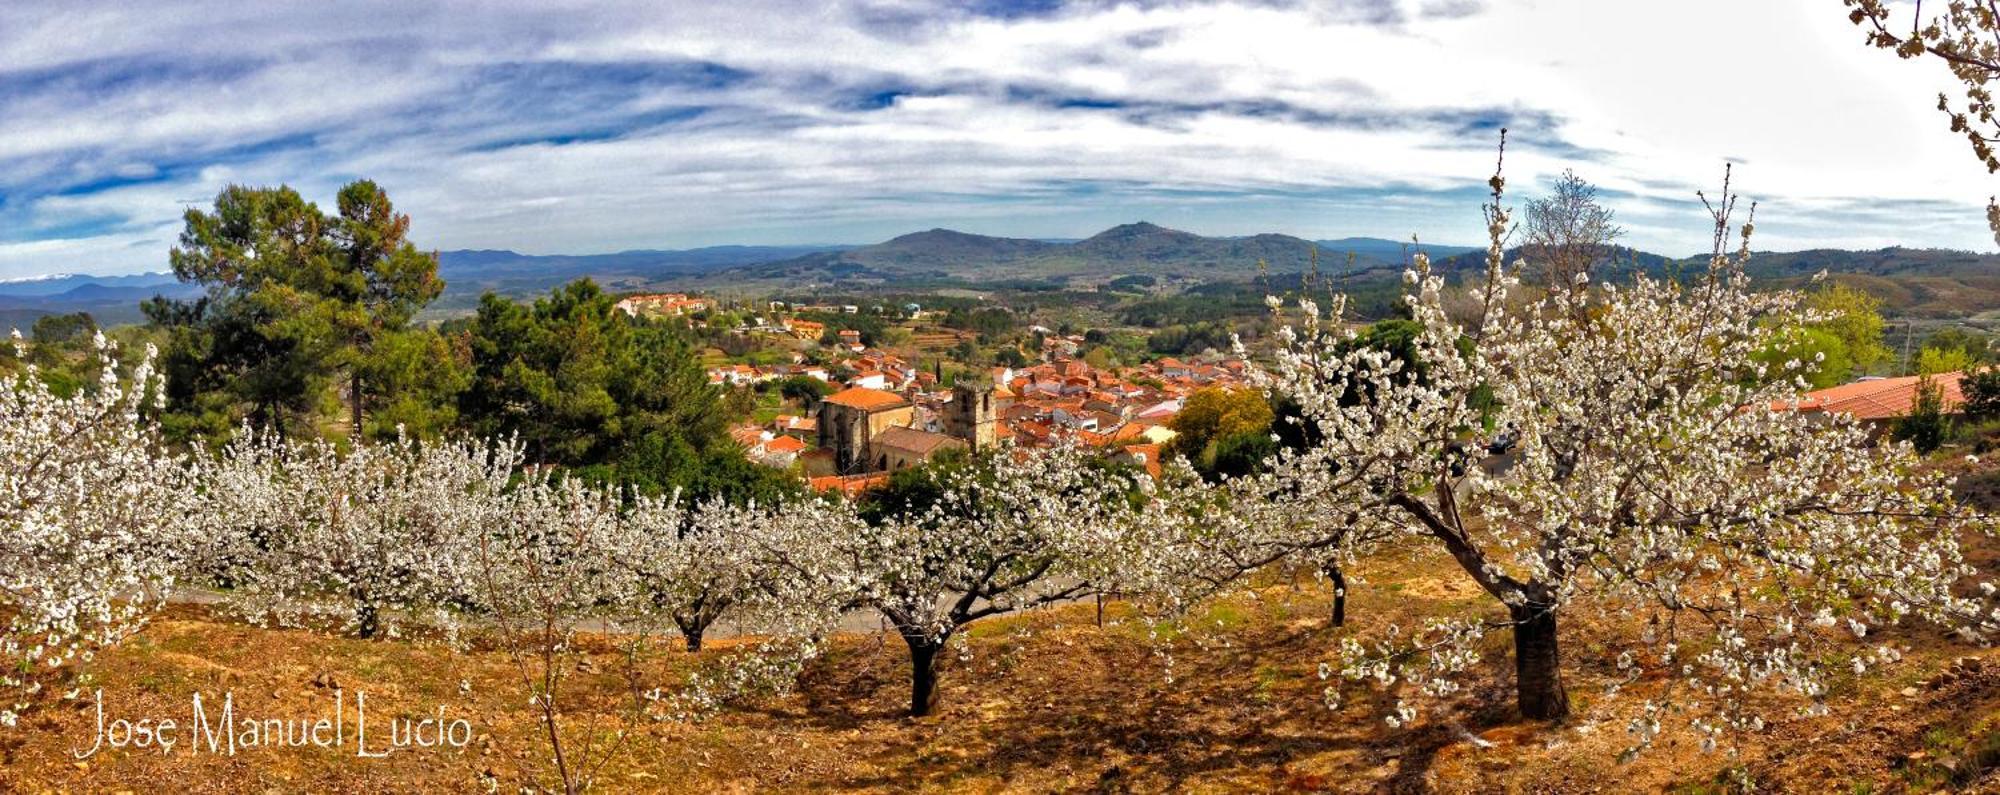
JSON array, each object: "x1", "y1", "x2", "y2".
[
  {"x1": 1432, "y1": 245, "x2": 2000, "y2": 319},
  {"x1": 431, "y1": 245, "x2": 853, "y2": 309},
  {"x1": 0, "y1": 274, "x2": 200, "y2": 331},
  {"x1": 7, "y1": 229, "x2": 1999, "y2": 330},
  {"x1": 715, "y1": 222, "x2": 1483, "y2": 287}
]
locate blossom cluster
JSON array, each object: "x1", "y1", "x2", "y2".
[
  {"x1": 6, "y1": 162, "x2": 1995, "y2": 752},
  {"x1": 1237, "y1": 166, "x2": 2000, "y2": 749},
  {"x1": 0, "y1": 333, "x2": 198, "y2": 727}
]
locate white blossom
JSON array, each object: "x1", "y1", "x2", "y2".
[{"x1": 1, "y1": 337, "x2": 196, "y2": 726}]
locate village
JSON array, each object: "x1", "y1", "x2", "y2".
[
  {"x1": 614, "y1": 292, "x2": 1255, "y2": 495},
  {"x1": 609, "y1": 289, "x2": 1998, "y2": 502}
]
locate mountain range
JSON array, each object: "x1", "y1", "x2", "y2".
[
  {"x1": 0, "y1": 273, "x2": 197, "y2": 330},
  {"x1": 4, "y1": 221, "x2": 1998, "y2": 331},
  {"x1": 718, "y1": 223, "x2": 1479, "y2": 287}
]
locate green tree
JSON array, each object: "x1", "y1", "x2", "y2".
[
  {"x1": 355, "y1": 328, "x2": 469, "y2": 439},
  {"x1": 1082, "y1": 346, "x2": 1117, "y2": 370},
  {"x1": 328, "y1": 180, "x2": 447, "y2": 435},
  {"x1": 1168, "y1": 387, "x2": 1275, "y2": 475},
  {"x1": 576, "y1": 433, "x2": 803, "y2": 505},
  {"x1": 1753, "y1": 284, "x2": 1893, "y2": 389},
  {"x1": 1922, "y1": 327, "x2": 1990, "y2": 364},
  {"x1": 941, "y1": 307, "x2": 1016, "y2": 339},
  {"x1": 27, "y1": 311, "x2": 94, "y2": 346},
  {"x1": 1755, "y1": 326, "x2": 1855, "y2": 390},
  {"x1": 1807, "y1": 283, "x2": 1892, "y2": 378},
  {"x1": 856, "y1": 448, "x2": 972, "y2": 526},
  {"x1": 147, "y1": 185, "x2": 341, "y2": 441},
  {"x1": 773, "y1": 374, "x2": 836, "y2": 407},
  {"x1": 1964, "y1": 365, "x2": 2000, "y2": 421},
  {"x1": 144, "y1": 181, "x2": 444, "y2": 443},
  {"x1": 1894, "y1": 375, "x2": 1953, "y2": 454},
  {"x1": 23, "y1": 312, "x2": 98, "y2": 395},
  {"x1": 1916, "y1": 345, "x2": 1973, "y2": 376},
  {"x1": 460, "y1": 279, "x2": 724, "y2": 467}
]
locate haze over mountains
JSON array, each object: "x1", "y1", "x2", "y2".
[
  {"x1": 4, "y1": 221, "x2": 1998, "y2": 330},
  {"x1": 729, "y1": 222, "x2": 1479, "y2": 286}
]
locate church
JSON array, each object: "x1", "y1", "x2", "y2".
[{"x1": 815, "y1": 381, "x2": 1000, "y2": 476}]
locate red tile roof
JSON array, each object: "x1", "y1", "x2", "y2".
[
  {"x1": 763, "y1": 435, "x2": 807, "y2": 453},
  {"x1": 823, "y1": 386, "x2": 910, "y2": 411},
  {"x1": 1118, "y1": 443, "x2": 1163, "y2": 479},
  {"x1": 1777, "y1": 372, "x2": 1966, "y2": 421},
  {"x1": 873, "y1": 426, "x2": 965, "y2": 457}
]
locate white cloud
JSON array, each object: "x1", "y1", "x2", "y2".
[{"x1": 0, "y1": 0, "x2": 1990, "y2": 280}]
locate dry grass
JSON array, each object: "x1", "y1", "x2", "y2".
[
  {"x1": 6, "y1": 470, "x2": 2000, "y2": 794},
  {"x1": 2, "y1": 543, "x2": 1996, "y2": 794}
]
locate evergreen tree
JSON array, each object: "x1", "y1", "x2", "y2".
[
  {"x1": 144, "y1": 182, "x2": 447, "y2": 442},
  {"x1": 460, "y1": 279, "x2": 724, "y2": 468}
]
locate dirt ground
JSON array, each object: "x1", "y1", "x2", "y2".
[
  {"x1": 3, "y1": 538, "x2": 1997, "y2": 795},
  {"x1": 5, "y1": 462, "x2": 2000, "y2": 793}
]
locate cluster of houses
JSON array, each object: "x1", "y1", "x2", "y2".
[
  {"x1": 719, "y1": 331, "x2": 1259, "y2": 493},
  {"x1": 672, "y1": 293, "x2": 1990, "y2": 500},
  {"x1": 736, "y1": 360, "x2": 1984, "y2": 497},
  {"x1": 613, "y1": 293, "x2": 709, "y2": 318}
]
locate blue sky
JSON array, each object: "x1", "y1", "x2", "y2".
[{"x1": 0, "y1": 0, "x2": 1991, "y2": 279}]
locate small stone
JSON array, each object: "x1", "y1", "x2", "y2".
[{"x1": 1900, "y1": 686, "x2": 1919, "y2": 698}]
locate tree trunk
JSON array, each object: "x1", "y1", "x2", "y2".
[
  {"x1": 1324, "y1": 563, "x2": 1346, "y2": 628},
  {"x1": 1510, "y1": 604, "x2": 1568, "y2": 721},
  {"x1": 675, "y1": 614, "x2": 707, "y2": 653},
  {"x1": 355, "y1": 602, "x2": 379, "y2": 640},
  {"x1": 350, "y1": 373, "x2": 364, "y2": 437},
  {"x1": 903, "y1": 635, "x2": 944, "y2": 718}
]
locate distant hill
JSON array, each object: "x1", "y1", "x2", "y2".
[
  {"x1": 858, "y1": 229, "x2": 1059, "y2": 266},
  {"x1": 1314, "y1": 236, "x2": 1481, "y2": 264},
  {"x1": 1431, "y1": 245, "x2": 1680, "y2": 278},
  {"x1": 720, "y1": 222, "x2": 1483, "y2": 286},
  {"x1": 0, "y1": 246, "x2": 856, "y2": 326},
  {"x1": 0, "y1": 274, "x2": 199, "y2": 331},
  {"x1": 433, "y1": 245, "x2": 852, "y2": 308},
  {"x1": 0, "y1": 271, "x2": 181, "y2": 297},
  {"x1": 1430, "y1": 245, "x2": 2000, "y2": 320},
  {"x1": 1740, "y1": 247, "x2": 2000, "y2": 319},
  {"x1": 8, "y1": 235, "x2": 1997, "y2": 330}
]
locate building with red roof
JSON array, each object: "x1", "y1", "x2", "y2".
[{"x1": 1776, "y1": 372, "x2": 1966, "y2": 423}]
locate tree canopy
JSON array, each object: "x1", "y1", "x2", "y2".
[
  {"x1": 460, "y1": 278, "x2": 727, "y2": 471},
  {"x1": 144, "y1": 181, "x2": 451, "y2": 443}
]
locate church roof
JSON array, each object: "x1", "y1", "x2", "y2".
[
  {"x1": 823, "y1": 386, "x2": 910, "y2": 411},
  {"x1": 874, "y1": 426, "x2": 966, "y2": 457}
]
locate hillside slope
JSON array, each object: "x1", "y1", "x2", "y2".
[{"x1": 719, "y1": 222, "x2": 1481, "y2": 287}]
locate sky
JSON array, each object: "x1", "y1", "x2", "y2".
[{"x1": 0, "y1": 0, "x2": 1991, "y2": 280}]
